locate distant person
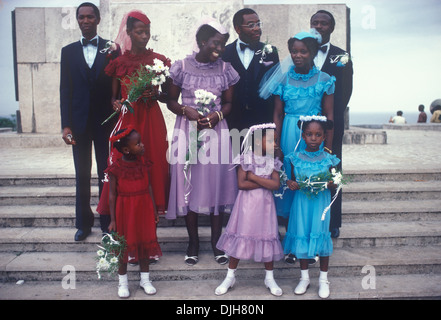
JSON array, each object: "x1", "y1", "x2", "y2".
[
  {"x1": 60, "y1": 2, "x2": 119, "y2": 241},
  {"x1": 310, "y1": 10, "x2": 353, "y2": 239},
  {"x1": 389, "y1": 110, "x2": 406, "y2": 124},
  {"x1": 417, "y1": 104, "x2": 427, "y2": 123}
]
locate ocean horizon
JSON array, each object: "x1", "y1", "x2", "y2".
[{"x1": 349, "y1": 111, "x2": 423, "y2": 125}]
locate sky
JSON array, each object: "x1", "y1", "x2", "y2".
[{"x1": 0, "y1": 0, "x2": 440, "y2": 118}]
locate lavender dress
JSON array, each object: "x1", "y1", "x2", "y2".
[
  {"x1": 216, "y1": 153, "x2": 285, "y2": 262},
  {"x1": 166, "y1": 53, "x2": 240, "y2": 219}
]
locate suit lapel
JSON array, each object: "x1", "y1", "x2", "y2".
[
  {"x1": 92, "y1": 37, "x2": 107, "y2": 80},
  {"x1": 73, "y1": 41, "x2": 89, "y2": 81},
  {"x1": 228, "y1": 40, "x2": 247, "y2": 73}
]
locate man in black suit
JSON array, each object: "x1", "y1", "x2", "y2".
[
  {"x1": 311, "y1": 10, "x2": 353, "y2": 238},
  {"x1": 223, "y1": 8, "x2": 279, "y2": 144},
  {"x1": 60, "y1": 2, "x2": 117, "y2": 241}
]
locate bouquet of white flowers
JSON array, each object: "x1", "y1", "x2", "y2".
[
  {"x1": 102, "y1": 58, "x2": 170, "y2": 125},
  {"x1": 95, "y1": 233, "x2": 127, "y2": 279},
  {"x1": 194, "y1": 89, "x2": 217, "y2": 116}
]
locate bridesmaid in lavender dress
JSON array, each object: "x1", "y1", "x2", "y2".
[
  {"x1": 166, "y1": 22, "x2": 240, "y2": 266},
  {"x1": 215, "y1": 124, "x2": 285, "y2": 296}
]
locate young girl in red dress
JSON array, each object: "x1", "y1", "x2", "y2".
[
  {"x1": 107, "y1": 126, "x2": 162, "y2": 298},
  {"x1": 97, "y1": 10, "x2": 170, "y2": 222}
]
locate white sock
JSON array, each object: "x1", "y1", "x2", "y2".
[
  {"x1": 265, "y1": 269, "x2": 274, "y2": 280},
  {"x1": 140, "y1": 272, "x2": 150, "y2": 282},
  {"x1": 118, "y1": 273, "x2": 128, "y2": 285},
  {"x1": 301, "y1": 269, "x2": 309, "y2": 280},
  {"x1": 226, "y1": 268, "x2": 236, "y2": 278},
  {"x1": 319, "y1": 271, "x2": 328, "y2": 282}
]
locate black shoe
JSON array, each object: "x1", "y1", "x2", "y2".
[
  {"x1": 284, "y1": 254, "x2": 297, "y2": 265},
  {"x1": 74, "y1": 228, "x2": 91, "y2": 241},
  {"x1": 331, "y1": 227, "x2": 340, "y2": 238}
]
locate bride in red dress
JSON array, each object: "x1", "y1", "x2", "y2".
[{"x1": 97, "y1": 10, "x2": 170, "y2": 218}]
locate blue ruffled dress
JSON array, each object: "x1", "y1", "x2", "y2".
[
  {"x1": 273, "y1": 66, "x2": 336, "y2": 218},
  {"x1": 283, "y1": 149, "x2": 340, "y2": 259}
]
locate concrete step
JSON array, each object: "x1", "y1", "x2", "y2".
[
  {"x1": 2, "y1": 180, "x2": 441, "y2": 206},
  {"x1": 1, "y1": 200, "x2": 440, "y2": 228},
  {"x1": 1, "y1": 273, "x2": 441, "y2": 300},
  {"x1": 1, "y1": 220, "x2": 441, "y2": 253},
  {"x1": 1, "y1": 170, "x2": 440, "y2": 186},
  {"x1": 1, "y1": 245, "x2": 441, "y2": 283}
]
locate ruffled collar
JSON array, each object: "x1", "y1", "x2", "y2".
[
  {"x1": 122, "y1": 48, "x2": 154, "y2": 61},
  {"x1": 187, "y1": 52, "x2": 221, "y2": 70},
  {"x1": 289, "y1": 66, "x2": 319, "y2": 81},
  {"x1": 300, "y1": 148, "x2": 324, "y2": 158}
]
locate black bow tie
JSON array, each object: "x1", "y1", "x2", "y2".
[
  {"x1": 319, "y1": 45, "x2": 328, "y2": 53},
  {"x1": 240, "y1": 42, "x2": 259, "y2": 51},
  {"x1": 82, "y1": 38, "x2": 98, "y2": 46}
]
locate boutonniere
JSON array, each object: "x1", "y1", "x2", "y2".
[
  {"x1": 329, "y1": 53, "x2": 351, "y2": 67},
  {"x1": 100, "y1": 41, "x2": 119, "y2": 59},
  {"x1": 255, "y1": 40, "x2": 277, "y2": 65}
]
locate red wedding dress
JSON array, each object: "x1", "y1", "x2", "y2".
[{"x1": 97, "y1": 49, "x2": 170, "y2": 216}]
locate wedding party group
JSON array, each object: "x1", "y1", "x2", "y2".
[{"x1": 59, "y1": 2, "x2": 353, "y2": 299}]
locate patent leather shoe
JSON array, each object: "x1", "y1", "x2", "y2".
[{"x1": 74, "y1": 228, "x2": 91, "y2": 241}]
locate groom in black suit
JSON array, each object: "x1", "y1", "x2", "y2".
[
  {"x1": 311, "y1": 10, "x2": 353, "y2": 238},
  {"x1": 60, "y1": 2, "x2": 118, "y2": 241},
  {"x1": 223, "y1": 8, "x2": 279, "y2": 138}
]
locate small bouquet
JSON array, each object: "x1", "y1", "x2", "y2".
[
  {"x1": 298, "y1": 171, "x2": 331, "y2": 199},
  {"x1": 95, "y1": 232, "x2": 127, "y2": 279},
  {"x1": 101, "y1": 58, "x2": 170, "y2": 125},
  {"x1": 194, "y1": 89, "x2": 217, "y2": 116}
]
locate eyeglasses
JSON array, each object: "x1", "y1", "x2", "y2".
[{"x1": 240, "y1": 21, "x2": 263, "y2": 29}]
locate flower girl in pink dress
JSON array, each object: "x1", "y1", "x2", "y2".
[{"x1": 215, "y1": 123, "x2": 284, "y2": 296}]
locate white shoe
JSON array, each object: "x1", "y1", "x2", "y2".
[
  {"x1": 294, "y1": 278, "x2": 310, "y2": 295},
  {"x1": 318, "y1": 279, "x2": 330, "y2": 298},
  {"x1": 140, "y1": 280, "x2": 157, "y2": 295},
  {"x1": 215, "y1": 276, "x2": 236, "y2": 295},
  {"x1": 118, "y1": 274, "x2": 130, "y2": 298},
  {"x1": 265, "y1": 278, "x2": 283, "y2": 296}
]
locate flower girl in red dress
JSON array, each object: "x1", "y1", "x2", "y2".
[{"x1": 107, "y1": 126, "x2": 162, "y2": 298}]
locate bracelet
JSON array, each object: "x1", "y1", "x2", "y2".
[
  {"x1": 181, "y1": 106, "x2": 186, "y2": 116},
  {"x1": 215, "y1": 111, "x2": 222, "y2": 122},
  {"x1": 324, "y1": 147, "x2": 333, "y2": 154},
  {"x1": 219, "y1": 111, "x2": 224, "y2": 120}
]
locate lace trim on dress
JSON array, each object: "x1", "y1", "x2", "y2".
[
  {"x1": 169, "y1": 53, "x2": 240, "y2": 92},
  {"x1": 285, "y1": 150, "x2": 340, "y2": 170},
  {"x1": 288, "y1": 66, "x2": 319, "y2": 81}
]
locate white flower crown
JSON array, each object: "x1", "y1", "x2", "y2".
[{"x1": 299, "y1": 115, "x2": 327, "y2": 122}]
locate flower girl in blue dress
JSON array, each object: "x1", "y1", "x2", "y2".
[{"x1": 283, "y1": 116, "x2": 340, "y2": 298}]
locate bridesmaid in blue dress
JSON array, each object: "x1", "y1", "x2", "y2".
[
  {"x1": 283, "y1": 117, "x2": 340, "y2": 298},
  {"x1": 259, "y1": 31, "x2": 336, "y2": 236}
]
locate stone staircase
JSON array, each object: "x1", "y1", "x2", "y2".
[{"x1": 1, "y1": 170, "x2": 441, "y2": 300}]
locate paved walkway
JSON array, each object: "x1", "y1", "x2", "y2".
[{"x1": 0, "y1": 128, "x2": 440, "y2": 176}]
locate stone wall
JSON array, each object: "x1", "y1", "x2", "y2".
[{"x1": 13, "y1": 0, "x2": 349, "y2": 134}]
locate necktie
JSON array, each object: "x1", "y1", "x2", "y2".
[
  {"x1": 82, "y1": 38, "x2": 98, "y2": 46},
  {"x1": 240, "y1": 42, "x2": 259, "y2": 51},
  {"x1": 319, "y1": 45, "x2": 327, "y2": 53}
]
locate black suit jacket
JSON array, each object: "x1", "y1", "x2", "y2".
[
  {"x1": 222, "y1": 40, "x2": 279, "y2": 132},
  {"x1": 60, "y1": 37, "x2": 115, "y2": 135},
  {"x1": 320, "y1": 44, "x2": 353, "y2": 139}
]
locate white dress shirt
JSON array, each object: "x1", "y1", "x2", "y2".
[
  {"x1": 314, "y1": 42, "x2": 330, "y2": 70},
  {"x1": 236, "y1": 39, "x2": 255, "y2": 70},
  {"x1": 81, "y1": 35, "x2": 99, "y2": 68}
]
